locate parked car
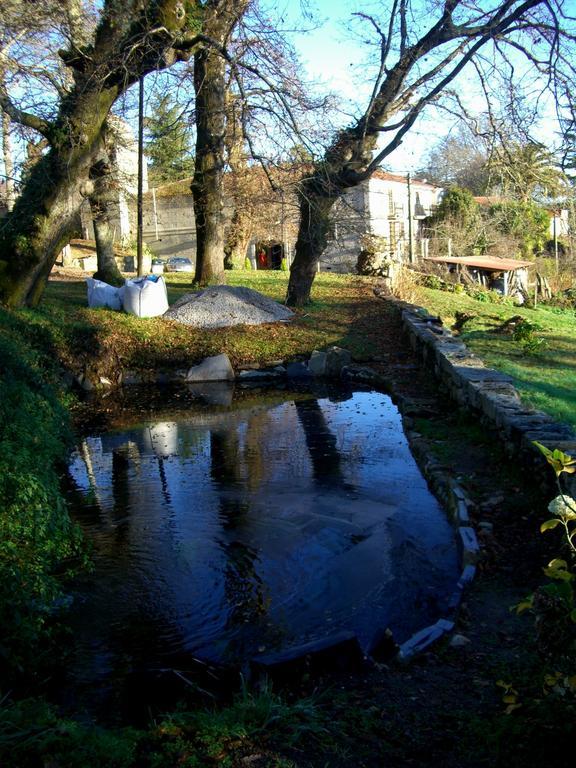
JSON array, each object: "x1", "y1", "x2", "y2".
[
  {"x1": 151, "y1": 258, "x2": 165, "y2": 274},
  {"x1": 165, "y1": 257, "x2": 193, "y2": 273}
]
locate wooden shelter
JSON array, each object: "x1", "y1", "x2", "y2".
[{"x1": 425, "y1": 256, "x2": 533, "y2": 297}]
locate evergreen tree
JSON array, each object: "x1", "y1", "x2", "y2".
[
  {"x1": 488, "y1": 141, "x2": 567, "y2": 201},
  {"x1": 145, "y1": 92, "x2": 194, "y2": 185}
]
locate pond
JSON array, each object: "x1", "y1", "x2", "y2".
[{"x1": 65, "y1": 384, "x2": 459, "y2": 710}]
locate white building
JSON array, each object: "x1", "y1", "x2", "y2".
[
  {"x1": 80, "y1": 117, "x2": 148, "y2": 247},
  {"x1": 320, "y1": 171, "x2": 443, "y2": 273}
]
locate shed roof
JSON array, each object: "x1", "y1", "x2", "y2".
[{"x1": 425, "y1": 256, "x2": 533, "y2": 272}]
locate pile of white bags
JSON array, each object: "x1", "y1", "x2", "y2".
[
  {"x1": 86, "y1": 275, "x2": 169, "y2": 318},
  {"x1": 86, "y1": 278, "x2": 124, "y2": 311},
  {"x1": 123, "y1": 275, "x2": 169, "y2": 318}
]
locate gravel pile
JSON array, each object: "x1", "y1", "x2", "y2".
[{"x1": 164, "y1": 284, "x2": 294, "y2": 328}]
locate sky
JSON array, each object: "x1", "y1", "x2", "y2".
[{"x1": 0, "y1": 1, "x2": 565, "y2": 185}]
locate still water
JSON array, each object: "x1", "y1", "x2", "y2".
[{"x1": 67, "y1": 386, "x2": 458, "y2": 685}]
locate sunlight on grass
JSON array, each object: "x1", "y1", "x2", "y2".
[{"x1": 41, "y1": 271, "x2": 379, "y2": 372}]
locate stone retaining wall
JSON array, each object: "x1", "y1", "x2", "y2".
[{"x1": 399, "y1": 304, "x2": 576, "y2": 493}]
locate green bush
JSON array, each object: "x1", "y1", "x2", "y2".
[
  {"x1": 512, "y1": 318, "x2": 546, "y2": 355},
  {"x1": 488, "y1": 200, "x2": 550, "y2": 257},
  {"x1": 0, "y1": 308, "x2": 84, "y2": 676}
]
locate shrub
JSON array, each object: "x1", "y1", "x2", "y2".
[
  {"x1": 0, "y1": 309, "x2": 84, "y2": 677},
  {"x1": 512, "y1": 319, "x2": 546, "y2": 355}
]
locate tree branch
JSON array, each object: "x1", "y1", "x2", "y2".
[{"x1": 0, "y1": 88, "x2": 53, "y2": 137}]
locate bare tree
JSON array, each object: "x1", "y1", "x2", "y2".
[
  {"x1": 417, "y1": 124, "x2": 490, "y2": 194},
  {"x1": 191, "y1": 1, "x2": 326, "y2": 284},
  {"x1": 285, "y1": 0, "x2": 576, "y2": 305}
]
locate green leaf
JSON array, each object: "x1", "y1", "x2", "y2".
[
  {"x1": 514, "y1": 598, "x2": 534, "y2": 615},
  {"x1": 541, "y1": 518, "x2": 562, "y2": 533},
  {"x1": 542, "y1": 559, "x2": 574, "y2": 583},
  {"x1": 533, "y1": 441, "x2": 576, "y2": 476}
]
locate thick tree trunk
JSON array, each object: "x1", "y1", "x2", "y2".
[
  {"x1": 224, "y1": 208, "x2": 252, "y2": 269},
  {"x1": 0, "y1": 88, "x2": 117, "y2": 307},
  {"x1": 286, "y1": 187, "x2": 338, "y2": 306},
  {"x1": 191, "y1": 44, "x2": 226, "y2": 285},
  {"x1": 89, "y1": 150, "x2": 124, "y2": 286},
  {"x1": 90, "y1": 199, "x2": 124, "y2": 286}
]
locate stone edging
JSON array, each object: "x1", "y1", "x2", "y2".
[{"x1": 399, "y1": 303, "x2": 576, "y2": 491}]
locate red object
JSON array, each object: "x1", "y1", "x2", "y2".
[{"x1": 257, "y1": 250, "x2": 267, "y2": 268}]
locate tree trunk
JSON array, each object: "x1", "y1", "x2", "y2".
[
  {"x1": 1, "y1": 109, "x2": 15, "y2": 213},
  {"x1": 191, "y1": 43, "x2": 226, "y2": 286},
  {"x1": 0, "y1": 88, "x2": 117, "y2": 307},
  {"x1": 286, "y1": 188, "x2": 337, "y2": 306},
  {"x1": 224, "y1": 208, "x2": 252, "y2": 269},
  {"x1": 88, "y1": 134, "x2": 124, "y2": 286}
]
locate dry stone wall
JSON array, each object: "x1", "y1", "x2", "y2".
[{"x1": 400, "y1": 304, "x2": 576, "y2": 493}]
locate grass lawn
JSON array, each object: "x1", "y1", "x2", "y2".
[
  {"x1": 28, "y1": 268, "x2": 576, "y2": 429},
  {"x1": 415, "y1": 286, "x2": 576, "y2": 429},
  {"x1": 40, "y1": 270, "x2": 386, "y2": 375}
]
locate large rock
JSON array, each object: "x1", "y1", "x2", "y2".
[
  {"x1": 325, "y1": 346, "x2": 352, "y2": 377},
  {"x1": 186, "y1": 354, "x2": 234, "y2": 382},
  {"x1": 308, "y1": 347, "x2": 352, "y2": 378},
  {"x1": 308, "y1": 350, "x2": 327, "y2": 377},
  {"x1": 164, "y1": 285, "x2": 294, "y2": 328}
]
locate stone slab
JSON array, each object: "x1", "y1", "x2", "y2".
[
  {"x1": 398, "y1": 618, "x2": 455, "y2": 660},
  {"x1": 453, "y1": 366, "x2": 514, "y2": 383},
  {"x1": 459, "y1": 526, "x2": 480, "y2": 565},
  {"x1": 186, "y1": 353, "x2": 234, "y2": 382}
]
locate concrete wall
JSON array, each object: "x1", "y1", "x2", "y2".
[{"x1": 141, "y1": 193, "x2": 197, "y2": 261}]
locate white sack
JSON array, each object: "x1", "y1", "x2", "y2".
[
  {"x1": 123, "y1": 275, "x2": 169, "y2": 318},
  {"x1": 86, "y1": 277, "x2": 124, "y2": 311}
]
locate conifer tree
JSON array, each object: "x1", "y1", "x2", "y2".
[{"x1": 146, "y1": 91, "x2": 194, "y2": 185}]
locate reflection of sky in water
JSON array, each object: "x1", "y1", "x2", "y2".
[{"x1": 67, "y1": 390, "x2": 459, "y2": 679}]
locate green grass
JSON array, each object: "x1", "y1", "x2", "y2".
[
  {"x1": 40, "y1": 271, "x2": 386, "y2": 375},
  {"x1": 41, "y1": 271, "x2": 576, "y2": 428},
  {"x1": 415, "y1": 286, "x2": 576, "y2": 428}
]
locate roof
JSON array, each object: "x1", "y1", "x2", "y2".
[
  {"x1": 373, "y1": 169, "x2": 441, "y2": 190},
  {"x1": 425, "y1": 256, "x2": 533, "y2": 272}
]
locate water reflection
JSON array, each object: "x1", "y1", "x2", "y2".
[{"x1": 67, "y1": 388, "x2": 459, "y2": 684}]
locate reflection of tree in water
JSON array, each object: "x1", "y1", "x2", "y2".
[
  {"x1": 222, "y1": 540, "x2": 267, "y2": 623},
  {"x1": 242, "y1": 409, "x2": 274, "y2": 492},
  {"x1": 209, "y1": 428, "x2": 271, "y2": 655},
  {"x1": 294, "y1": 399, "x2": 347, "y2": 488},
  {"x1": 210, "y1": 430, "x2": 246, "y2": 530},
  {"x1": 110, "y1": 443, "x2": 142, "y2": 541}
]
